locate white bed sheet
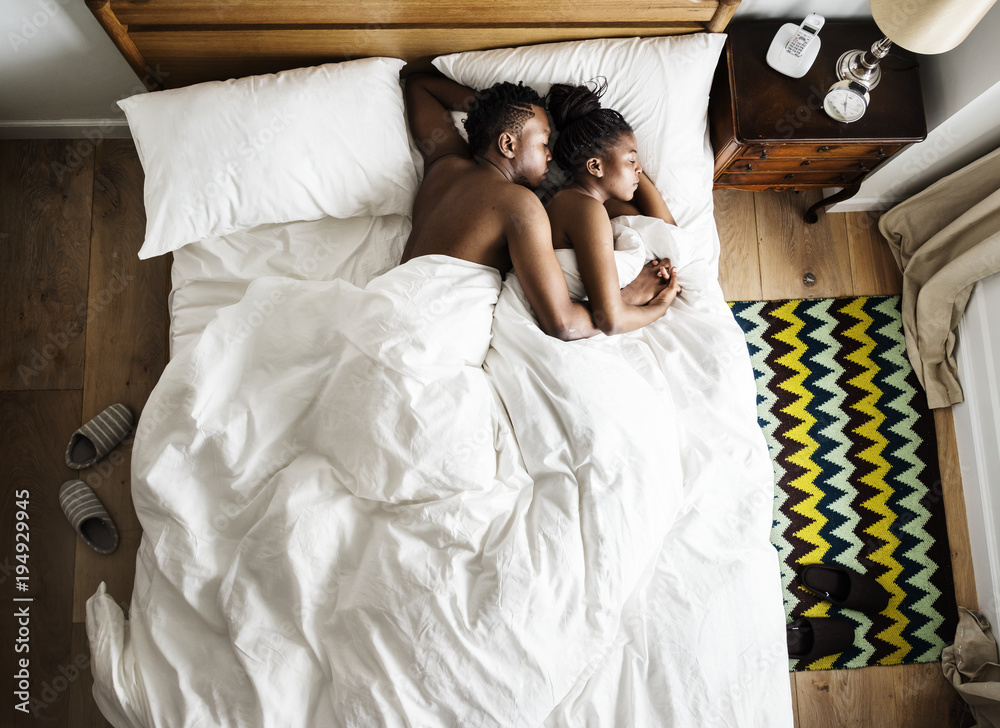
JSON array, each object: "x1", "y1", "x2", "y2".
[
  {"x1": 91, "y1": 194, "x2": 793, "y2": 726},
  {"x1": 168, "y1": 214, "x2": 412, "y2": 359}
]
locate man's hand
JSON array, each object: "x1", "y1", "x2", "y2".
[
  {"x1": 650, "y1": 266, "x2": 681, "y2": 308},
  {"x1": 621, "y1": 259, "x2": 671, "y2": 306}
]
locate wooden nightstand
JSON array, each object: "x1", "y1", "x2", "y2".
[{"x1": 709, "y1": 21, "x2": 927, "y2": 222}]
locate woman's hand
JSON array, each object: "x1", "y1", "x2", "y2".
[
  {"x1": 649, "y1": 266, "x2": 681, "y2": 309},
  {"x1": 621, "y1": 259, "x2": 671, "y2": 305}
]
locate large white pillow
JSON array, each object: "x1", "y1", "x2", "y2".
[
  {"x1": 432, "y1": 35, "x2": 725, "y2": 232},
  {"x1": 120, "y1": 57, "x2": 419, "y2": 259}
]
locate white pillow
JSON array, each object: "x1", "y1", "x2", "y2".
[
  {"x1": 432, "y1": 35, "x2": 725, "y2": 231},
  {"x1": 119, "y1": 57, "x2": 419, "y2": 259}
]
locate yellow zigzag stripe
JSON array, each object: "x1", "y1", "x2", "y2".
[
  {"x1": 773, "y1": 302, "x2": 831, "y2": 631},
  {"x1": 843, "y1": 298, "x2": 910, "y2": 662}
]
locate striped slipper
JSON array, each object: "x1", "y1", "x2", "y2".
[
  {"x1": 65, "y1": 403, "x2": 134, "y2": 469},
  {"x1": 59, "y1": 480, "x2": 119, "y2": 554}
]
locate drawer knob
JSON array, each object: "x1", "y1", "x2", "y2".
[
  {"x1": 785, "y1": 173, "x2": 795, "y2": 179},
  {"x1": 877, "y1": 148, "x2": 885, "y2": 158},
  {"x1": 745, "y1": 164, "x2": 754, "y2": 173},
  {"x1": 839, "y1": 174, "x2": 847, "y2": 182},
  {"x1": 817, "y1": 145, "x2": 831, "y2": 153},
  {"x1": 800, "y1": 160, "x2": 812, "y2": 166},
  {"x1": 759, "y1": 150, "x2": 768, "y2": 159},
  {"x1": 857, "y1": 162, "x2": 867, "y2": 170}
]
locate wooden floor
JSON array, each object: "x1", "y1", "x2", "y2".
[{"x1": 0, "y1": 140, "x2": 977, "y2": 727}]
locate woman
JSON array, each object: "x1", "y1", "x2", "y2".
[{"x1": 545, "y1": 80, "x2": 681, "y2": 335}]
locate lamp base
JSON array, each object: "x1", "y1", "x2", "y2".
[{"x1": 836, "y1": 36, "x2": 893, "y2": 90}]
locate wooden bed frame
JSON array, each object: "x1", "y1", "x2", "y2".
[{"x1": 86, "y1": 0, "x2": 741, "y2": 90}]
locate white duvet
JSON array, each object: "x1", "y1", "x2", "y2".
[{"x1": 88, "y1": 218, "x2": 792, "y2": 727}]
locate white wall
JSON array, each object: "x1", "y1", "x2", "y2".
[
  {"x1": 734, "y1": 0, "x2": 870, "y2": 19},
  {"x1": 919, "y1": 0, "x2": 1000, "y2": 131},
  {"x1": 0, "y1": 0, "x2": 143, "y2": 136}
]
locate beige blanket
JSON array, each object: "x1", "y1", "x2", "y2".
[
  {"x1": 878, "y1": 145, "x2": 1000, "y2": 409},
  {"x1": 942, "y1": 607, "x2": 1000, "y2": 728}
]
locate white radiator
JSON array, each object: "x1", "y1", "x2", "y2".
[{"x1": 953, "y1": 271, "x2": 1000, "y2": 627}]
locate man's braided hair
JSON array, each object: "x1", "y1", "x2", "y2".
[
  {"x1": 547, "y1": 79, "x2": 632, "y2": 175},
  {"x1": 463, "y1": 81, "x2": 544, "y2": 156}
]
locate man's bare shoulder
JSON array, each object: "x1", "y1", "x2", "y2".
[{"x1": 421, "y1": 153, "x2": 475, "y2": 178}]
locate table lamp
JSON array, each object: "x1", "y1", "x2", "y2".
[{"x1": 837, "y1": 0, "x2": 998, "y2": 90}]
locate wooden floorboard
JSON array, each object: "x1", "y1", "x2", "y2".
[
  {"x1": 68, "y1": 621, "x2": 111, "y2": 728},
  {"x1": 933, "y1": 408, "x2": 978, "y2": 611},
  {"x1": 714, "y1": 189, "x2": 762, "y2": 301},
  {"x1": 0, "y1": 140, "x2": 93, "y2": 391},
  {"x1": 0, "y1": 390, "x2": 83, "y2": 726},
  {"x1": 845, "y1": 210, "x2": 903, "y2": 297},
  {"x1": 755, "y1": 189, "x2": 854, "y2": 300},
  {"x1": 72, "y1": 139, "x2": 169, "y2": 624}
]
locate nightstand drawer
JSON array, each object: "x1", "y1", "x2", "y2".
[
  {"x1": 716, "y1": 169, "x2": 866, "y2": 187},
  {"x1": 740, "y1": 142, "x2": 899, "y2": 160},
  {"x1": 728, "y1": 157, "x2": 883, "y2": 174}
]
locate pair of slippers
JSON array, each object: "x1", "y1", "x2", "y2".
[
  {"x1": 59, "y1": 404, "x2": 134, "y2": 555},
  {"x1": 786, "y1": 564, "x2": 892, "y2": 663}
]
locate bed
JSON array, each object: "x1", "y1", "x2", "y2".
[{"x1": 85, "y1": 1, "x2": 794, "y2": 726}]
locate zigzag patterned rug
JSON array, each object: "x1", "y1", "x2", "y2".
[{"x1": 729, "y1": 295, "x2": 959, "y2": 671}]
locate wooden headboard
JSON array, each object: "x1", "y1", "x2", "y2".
[{"x1": 87, "y1": 0, "x2": 741, "y2": 90}]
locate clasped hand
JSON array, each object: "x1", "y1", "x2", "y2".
[{"x1": 621, "y1": 259, "x2": 682, "y2": 307}]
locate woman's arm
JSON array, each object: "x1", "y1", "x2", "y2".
[
  {"x1": 604, "y1": 171, "x2": 676, "y2": 226},
  {"x1": 558, "y1": 195, "x2": 678, "y2": 336}
]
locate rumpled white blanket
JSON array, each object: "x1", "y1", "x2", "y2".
[{"x1": 88, "y1": 219, "x2": 792, "y2": 727}]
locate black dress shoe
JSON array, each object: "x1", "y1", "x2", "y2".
[
  {"x1": 786, "y1": 616, "x2": 855, "y2": 662},
  {"x1": 798, "y1": 564, "x2": 891, "y2": 613}
]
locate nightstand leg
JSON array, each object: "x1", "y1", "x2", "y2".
[{"x1": 805, "y1": 183, "x2": 862, "y2": 223}]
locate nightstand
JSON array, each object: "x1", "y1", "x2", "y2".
[{"x1": 709, "y1": 21, "x2": 927, "y2": 222}]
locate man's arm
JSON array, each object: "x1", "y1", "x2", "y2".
[
  {"x1": 404, "y1": 72, "x2": 477, "y2": 166},
  {"x1": 506, "y1": 192, "x2": 602, "y2": 341}
]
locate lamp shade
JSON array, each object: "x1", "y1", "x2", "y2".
[{"x1": 871, "y1": 0, "x2": 997, "y2": 54}]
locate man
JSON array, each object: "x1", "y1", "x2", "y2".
[{"x1": 401, "y1": 73, "x2": 667, "y2": 340}]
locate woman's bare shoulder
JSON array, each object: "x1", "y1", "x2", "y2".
[
  {"x1": 547, "y1": 188, "x2": 606, "y2": 220},
  {"x1": 547, "y1": 189, "x2": 612, "y2": 250}
]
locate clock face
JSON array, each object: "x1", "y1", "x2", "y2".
[{"x1": 824, "y1": 86, "x2": 867, "y2": 123}]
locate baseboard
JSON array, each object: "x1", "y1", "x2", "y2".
[
  {"x1": 0, "y1": 120, "x2": 131, "y2": 139},
  {"x1": 823, "y1": 188, "x2": 902, "y2": 214},
  {"x1": 951, "y1": 279, "x2": 1000, "y2": 628}
]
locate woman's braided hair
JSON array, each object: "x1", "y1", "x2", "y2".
[
  {"x1": 464, "y1": 81, "x2": 545, "y2": 156},
  {"x1": 547, "y1": 79, "x2": 632, "y2": 176}
]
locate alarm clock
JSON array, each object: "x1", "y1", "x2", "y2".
[{"x1": 823, "y1": 80, "x2": 870, "y2": 123}]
